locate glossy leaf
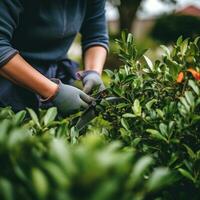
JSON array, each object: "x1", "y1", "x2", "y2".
[{"x1": 43, "y1": 107, "x2": 58, "y2": 126}]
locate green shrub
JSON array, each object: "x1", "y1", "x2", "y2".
[
  {"x1": 99, "y1": 33, "x2": 200, "y2": 199},
  {"x1": 151, "y1": 15, "x2": 200, "y2": 43},
  {"x1": 0, "y1": 110, "x2": 176, "y2": 200}
]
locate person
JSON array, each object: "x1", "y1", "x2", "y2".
[{"x1": 0, "y1": 0, "x2": 108, "y2": 115}]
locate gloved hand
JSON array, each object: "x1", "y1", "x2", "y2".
[
  {"x1": 49, "y1": 80, "x2": 93, "y2": 115},
  {"x1": 77, "y1": 70, "x2": 105, "y2": 94}
]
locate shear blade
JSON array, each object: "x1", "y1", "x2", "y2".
[
  {"x1": 101, "y1": 97, "x2": 125, "y2": 105},
  {"x1": 75, "y1": 108, "x2": 97, "y2": 131}
]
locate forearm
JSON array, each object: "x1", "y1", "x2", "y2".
[
  {"x1": 0, "y1": 70, "x2": 17, "y2": 84},
  {"x1": 84, "y1": 46, "x2": 107, "y2": 75},
  {"x1": 0, "y1": 54, "x2": 58, "y2": 99}
]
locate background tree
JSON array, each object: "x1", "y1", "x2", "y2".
[
  {"x1": 151, "y1": 14, "x2": 200, "y2": 43},
  {"x1": 109, "y1": 0, "x2": 176, "y2": 32}
]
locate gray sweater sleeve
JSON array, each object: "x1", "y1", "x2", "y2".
[
  {"x1": 0, "y1": 0, "x2": 23, "y2": 67},
  {"x1": 80, "y1": 0, "x2": 109, "y2": 53}
]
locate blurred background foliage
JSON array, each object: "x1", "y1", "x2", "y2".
[
  {"x1": 151, "y1": 14, "x2": 200, "y2": 43},
  {"x1": 68, "y1": 0, "x2": 200, "y2": 71}
]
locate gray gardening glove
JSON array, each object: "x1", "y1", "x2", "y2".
[
  {"x1": 50, "y1": 80, "x2": 93, "y2": 115},
  {"x1": 77, "y1": 70, "x2": 105, "y2": 94}
]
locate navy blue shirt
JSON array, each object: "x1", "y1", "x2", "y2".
[{"x1": 0, "y1": 0, "x2": 108, "y2": 66}]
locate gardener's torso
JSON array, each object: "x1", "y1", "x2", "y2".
[{"x1": 12, "y1": 0, "x2": 87, "y2": 63}]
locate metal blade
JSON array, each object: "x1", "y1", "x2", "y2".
[
  {"x1": 75, "y1": 107, "x2": 97, "y2": 131},
  {"x1": 75, "y1": 96, "x2": 125, "y2": 131},
  {"x1": 100, "y1": 97, "x2": 125, "y2": 106},
  {"x1": 105, "y1": 97, "x2": 125, "y2": 103}
]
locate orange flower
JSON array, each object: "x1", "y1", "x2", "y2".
[
  {"x1": 176, "y1": 72, "x2": 184, "y2": 83},
  {"x1": 187, "y1": 68, "x2": 200, "y2": 81}
]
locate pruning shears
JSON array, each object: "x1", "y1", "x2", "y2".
[{"x1": 74, "y1": 89, "x2": 124, "y2": 131}]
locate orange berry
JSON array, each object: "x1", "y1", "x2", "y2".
[
  {"x1": 176, "y1": 72, "x2": 184, "y2": 83},
  {"x1": 187, "y1": 68, "x2": 200, "y2": 81}
]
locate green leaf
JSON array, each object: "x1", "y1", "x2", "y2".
[
  {"x1": 43, "y1": 161, "x2": 69, "y2": 187},
  {"x1": 132, "y1": 99, "x2": 142, "y2": 117},
  {"x1": 132, "y1": 138, "x2": 142, "y2": 147},
  {"x1": 70, "y1": 127, "x2": 79, "y2": 144},
  {"x1": 121, "y1": 31, "x2": 126, "y2": 43},
  {"x1": 194, "y1": 36, "x2": 200, "y2": 45},
  {"x1": 27, "y1": 108, "x2": 41, "y2": 128},
  {"x1": 32, "y1": 168, "x2": 49, "y2": 199},
  {"x1": 43, "y1": 107, "x2": 58, "y2": 126},
  {"x1": 180, "y1": 38, "x2": 189, "y2": 55},
  {"x1": 146, "y1": 99, "x2": 157, "y2": 111},
  {"x1": 165, "y1": 58, "x2": 180, "y2": 79},
  {"x1": 127, "y1": 33, "x2": 133, "y2": 43},
  {"x1": 122, "y1": 113, "x2": 136, "y2": 118},
  {"x1": 168, "y1": 121, "x2": 175, "y2": 133},
  {"x1": 7, "y1": 129, "x2": 28, "y2": 148},
  {"x1": 104, "y1": 69, "x2": 114, "y2": 78},
  {"x1": 197, "y1": 151, "x2": 200, "y2": 159},
  {"x1": 185, "y1": 91, "x2": 195, "y2": 108},
  {"x1": 188, "y1": 80, "x2": 199, "y2": 96},
  {"x1": 120, "y1": 128, "x2": 130, "y2": 141},
  {"x1": 178, "y1": 168, "x2": 195, "y2": 182},
  {"x1": 169, "y1": 153, "x2": 178, "y2": 166},
  {"x1": 90, "y1": 179, "x2": 119, "y2": 200},
  {"x1": 146, "y1": 129, "x2": 168, "y2": 143},
  {"x1": 160, "y1": 45, "x2": 170, "y2": 57},
  {"x1": 196, "y1": 98, "x2": 200, "y2": 106},
  {"x1": 187, "y1": 92, "x2": 195, "y2": 108},
  {"x1": 177, "y1": 36, "x2": 183, "y2": 46},
  {"x1": 0, "y1": 178, "x2": 13, "y2": 200},
  {"x1": 128, "y1": 156, "x2": 154, "y2": 187},
  {"x1": 159, "y1": 123, "x2": 168, "y2": 137},
  {"x1": 147, "y1": 168, "x2": 172, "y2": 192},
  {"x1": 0, "y1": 120, "x2": 10, "y2": 143},
  {"x1": 143, "y1": 55, "x2": 154, "y2": 71},
  {"x1": 178, "y1": 105, "x2": 188, "y2": 117},
  {"x1": 183, "y1": 144, "x2": 196, "y2": 160},
  {"x1": 192, "y1": 114, "x2": 200, "y2": 123},
  {"x1": 180, "y1": 97, "x2": 190, "y2": 112},
  {"x1": 121, "y1": 118, "x2": 130, "y2": 131},
  {"x1": 13, "y1": 110, "x2": 26, "y2": 125},
  {"x1": 156, "y1": 109, "x2": 164, "y2": 118},
  {"x1": 14, "y1": 165, "x2": 28, "y2": 183},
  {"x1": 113, "y1": 87, "x2": 122, "y2": 96}
]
